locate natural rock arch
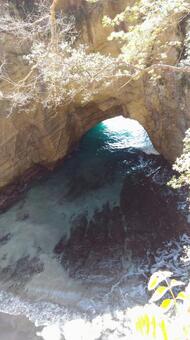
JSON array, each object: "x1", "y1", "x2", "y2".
[
  {"x1": 0, "y1": 64, "x2": 190, "y2": 193},
  {"x1": 0, "y1": 0, "x2": 190, "y2": 193}
]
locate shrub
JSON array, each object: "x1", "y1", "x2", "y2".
[
  {"x1": 103, "y1": 0, "x2": 190, "y2": 77},
  {"x1": 169, "y1": 129, "x2": 190, "y2": 189},
  {"x1": 133, "y1": 271, "x2": 190, "y2": 340},
  {"x1": 0, "y1": 1, "x2": 125, "y2": 114}
]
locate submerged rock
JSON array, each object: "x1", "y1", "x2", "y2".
[
  {"x1": 120, "y1": 154, "x2": 189, "y2": 237},
  {"x1": 1, "y1": 256, "x2": 44, "y2": 292},
  {"x1": 54, "y1": 204, "x2": 125, "y2": 278},
  {"x1": 54, "y1": 151, "x2": 189, "y2": 281}
]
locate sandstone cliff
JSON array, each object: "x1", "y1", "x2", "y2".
[{"x1": 0, "y1": 0, "x2": 190, "y2": 193}]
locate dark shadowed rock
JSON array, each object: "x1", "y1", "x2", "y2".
[{"x1": 120, "y1": 155, "x2": 189, "y2": 236}]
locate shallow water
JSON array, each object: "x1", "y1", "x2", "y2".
[{"x1": 0, "y1": 117, "x2": 189, "y2": 339}]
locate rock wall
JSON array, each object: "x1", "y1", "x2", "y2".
[{"x1": 0, "y1": 0, "x2": 190, "y2": 192}]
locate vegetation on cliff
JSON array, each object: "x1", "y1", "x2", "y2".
[
  {"x1": 131, "y1": 270, "x2": 190, "y2": 340},
  {"x1": 1, "y1": 0, "x2": 190, "y2": 114},
  {"x1": 99, "y1": 0, "x2": 190, "y2": 196},
  {"x1": 103, "y1": 0, "x2": 190, "y2": 80},
  {"x1": 169, "y1": 129, "x2": 190, "y2": 189},
  {"x1": 0, "y1": 2, "x2": 190, "y2": 339},
  {"x1": 0, "y1": 0, "x2": 125, "y2": 114}
]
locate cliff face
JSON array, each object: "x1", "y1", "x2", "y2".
[{"x1": 0, "y1": 0, "x2": 190, "y2": 191}]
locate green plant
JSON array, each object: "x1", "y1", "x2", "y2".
[
  {"x1": 169, "y1": 129, "x2": 190, "y2": 189},
  {"x1": 135, "y1": 312, "x2": 169, "y2": 340},
  {"x1": 148, "y1": 270, "x2": 186, "y2": 311},
  {"x1": 134, "y1": 271, "x2": 190, "y2": 340},
  {"x1": 0, "y1": 1, "x2": 125, "y2": 115},
  {"x1": 103, "y1": 0, "x2": 190, "y2": 85}
]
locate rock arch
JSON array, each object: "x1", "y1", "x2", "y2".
[
  {"x1": 0, "y1": 0, "x2": 190, "y2": 193},
  {"x1": 0, "y1": 64, "x2": 190, "y2": 192}
]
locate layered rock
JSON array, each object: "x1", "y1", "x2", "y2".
[{"x1": 0, "y1": 0, "x2": 190, "y2": 193}]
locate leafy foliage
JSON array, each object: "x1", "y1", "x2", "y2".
[
  {"x1": 1, "y1": 0, "x2": 190, "y2": 115},
  {"x1": 103, "y1": 0, "x2": 190, "y2": 78},
  {"x1": 148, "y1": 270, "x2": 185, "y2": 309},
  {"x1": 23, "y1": 42, "x2": 125, "y2": 108},
  {"x1": 134, "y1": 271, "x2": 190, "y2": 339},
  {"x1": 169, "y1": 129, "x2": 190, "y2": 189},
  {"x1": 0, "y1": 1, "x2": 125, "y2": 114}
]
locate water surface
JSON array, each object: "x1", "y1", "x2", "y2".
[{"x1": 0, "y1": 117, "x2": 189, "y2": 340}]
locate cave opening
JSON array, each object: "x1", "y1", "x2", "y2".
[
  {"x1": 53, "y1": 116, "x2": 188, "y2": 289},
  {"x1": 0, "y1": 115, "x2": 188, "y2": 319}
]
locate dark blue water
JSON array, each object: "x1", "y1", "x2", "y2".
[{"x1": 0, "y1": 117, "x2": 189, "y2": 340}]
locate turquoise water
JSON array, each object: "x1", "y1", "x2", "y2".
[{"x1": 0, "y1": 117, "x2": 189, "y2": 340}]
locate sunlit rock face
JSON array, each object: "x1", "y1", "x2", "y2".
[{"x1": 0, "y1": 0, "x2": 190, "y2": 192}]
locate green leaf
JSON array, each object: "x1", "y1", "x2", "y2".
[
  {"x1": 135, "y1": 314, "x2": 150, "y2": 336},
  {"x1": 151, "y1": 315, "x2": 157, "y2": 338},
  {"x1": 150, "y1": 286, "x2": 169, "y2": 302},
  {"x1": 144, "y1": 314, "x2": 150, "y2": 336},
  {"x1": 169, "y1": 279, "x2": 185, "y2": 288},
  {"x1": 176, "y1": 291, "x2": 188, "y2": 301},
  {"x1": 148, "y1": 275, "x2": 160, "y2": 291},
  {"x1": 160, "y1": 299, "x2": 174, "y2": 312},
  {"x1": 160, "y1": 319, "x2": 169, "y2": 340},
  {"x1": 148, "y1": 271, "x2": 173, "y2": 291},
  {"x1": 135, "y1": 316, "x2": 144, "y2": 334}
]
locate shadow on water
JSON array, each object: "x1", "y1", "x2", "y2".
[{"x1": 0, "y1": 117, "x2": 189, "y2": 331}]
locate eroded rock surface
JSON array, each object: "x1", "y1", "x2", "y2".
[{"x1": 0, "y1": 0, "x2": 190, "y2": 193}]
